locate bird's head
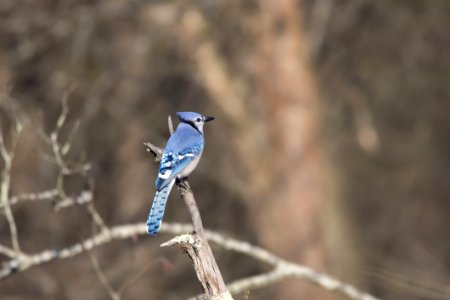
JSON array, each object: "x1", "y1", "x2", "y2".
[{"x1": 176, "y1": 112, "x2": 214, "y2": 134}]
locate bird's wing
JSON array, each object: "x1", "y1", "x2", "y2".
[{"x1": 155, "y1": 143, "x2": 203, "y2": 190}]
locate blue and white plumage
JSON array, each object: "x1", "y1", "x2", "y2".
[{"x1": 146, "y1": 112, "x2": 214, "y2": 235}]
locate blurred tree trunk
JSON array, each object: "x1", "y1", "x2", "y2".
[
  {"x1": 249, "y1": 1, "x2": 329, "y2": 299},
  {"x1": 178, "y1": 2, "x2": 330, "y2": 298}
]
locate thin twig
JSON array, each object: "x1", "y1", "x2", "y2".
[
  {"x1": 0, "y1": 125, "x2": 23, "y2": 254},
  {"x1": 62, "y1": 119, "x2": 81, "y2": 156},
  {"x1": 84, "y1": 186, "x2": 119, "y2": 300},
  {"x1": 2, "y1": 188, "x2": 60, "y2": 209},
  {"x1": 53, "y1": 189, "x2": 93, "y2": 211},
  {"x1": 117, "y1": 260, "x2": 157, "y2": 296},
  {"x1": 88, "y1": 251, "x2": 121, "y2": 300},
  {"x1": 201, "y1": 228, "x2": 381, "y2": 300},
  {"x1": 0, "y1": 188, "x2": 93, "y2": 211},
  {"x1": 86, "y1": 201, "x2": 109, "y2": 233},
  {"x1": 168, "y1": 115, "x2": 174, "y2": 135},
  {"x1": 48, "y1": 90, "x2": 89, "y2": 176},
  {"x1": 0, "y1": 223, "x2": 147, "y2": 280},
  {"x1": 0, "y1": 244, "x2": 16, "y2": 258},
  {"x1": 50, "y1": 93, "x2": 71, "y2": 174},
  {"x1": 143, "y1": 142, "x2": 163, "y2": 160}
]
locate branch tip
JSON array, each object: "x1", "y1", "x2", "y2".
[
  {"x1": 168, "y1": 115, "x2": 174, "y2": 135},
  {"x1": 160, "y1": 234, "x2": 201, "y2": 250},
  {"x1": 143, "y1": 142, "x2": 163, "y2": 160}
]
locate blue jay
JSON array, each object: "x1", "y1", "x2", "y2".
[{"x1": 146, "y1": 112, "x2": 215, "y2": 235}]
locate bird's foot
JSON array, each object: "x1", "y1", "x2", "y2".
[{"x1": 176, "y1": 177, "x2": 189, "y2": 189}]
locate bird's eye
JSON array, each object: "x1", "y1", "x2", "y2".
[{"x1": 196, "y1": 118, "x2": 201, "y2": 122}]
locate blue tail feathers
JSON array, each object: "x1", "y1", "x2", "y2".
[{"x1": 146, "y1": 179, "x2": 176, "y2": 235}]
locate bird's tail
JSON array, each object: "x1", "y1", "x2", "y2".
[{"x1": 146, "y1": 179, "x2": 176, "y2": 235}]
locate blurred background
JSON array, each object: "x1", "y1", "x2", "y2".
[{"x1": 1, "y1": 0, "x2": 450, "y2": 299}]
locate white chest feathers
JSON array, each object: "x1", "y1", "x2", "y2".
[{"x1": 178, "y1": 151, "x2": 203, "y2": 178}]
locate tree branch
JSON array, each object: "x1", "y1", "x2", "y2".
[
  {"x1": 2, "y1": 189, "x2": 59, "y2": 208},
  {"x1": 162, "y1": 182, "x2": 232, "y2": 300},
  {"x1": 146, "y1": 137, "x2": 231, "y2": 299},
  {"x1": 0, "y1": 244, "x2": 17, "y2": 258},
  {"x1": 0, "y1": 121, "x2": 23, "y2": 255},
  {"x1": 0, "y1": 222, "x2": 381, "y2": 300},
  {"x1": 87, "y1": 247, "x2": 120, "y2": 300},
  {"x1": 195, "y1": 227, "x2": 381, "y2": 300},
  {"x1": 143, "y1": 142, "x2": 163, "y2": 160}
]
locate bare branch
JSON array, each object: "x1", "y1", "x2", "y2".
[
  {"x1": 4, "y1": 189, "x2": 60, "y2": 208},
  {"x1": 0, "y1": 124, "x2": 23, "y2": 255},
  {"x1": 0, "y1": 221, "x2": 381, "y2": 300},
  {"x1": 83, "y1": 180, "x2": 119, "y2": 300},
  {"x1": 55, "y1": 91, "x2": 70, "y2": 132},
  {"x1": 50, "y1": 93, "x2": 71, "y2": 174},
  {"x1": 162, "y1": 234, "x2": 233, "y2": 300},
  {"x1": 62, "y1": 119, "x2": 81, "y2": 156},
  {"x1": 49, "y1": 90, "x2": 90, "y2": 176},
  {"x1": 168, "y1": 115, "x2": 174, "y2": 135},
  {"x1": 225, "y1": 268, "x2": 288, "y2": 296},
  {"x1": 86, "y1": 201, "x2": 109, "y2": 233},
  {"x1": 117, "y1": 260, "x2": 156, "y2": 296},
  {"x1": 200, "y1": 228, "x2": 381, "y2": 300},
  {"x1": 0, "y1": 188, "x2": 92, "y2": 212},
  {"x1": 0, "y1": 223, "x2": 146, "y2": 280},
  {"x1": 0, "y1": 244, "x2": 16, "y2": 258},
  {"x1": 0, "y1": 129, "x2": 10, "y2": 161},
  {"x1": 143, "y1": 142, "x2": 163, "y2": 160},
  {"x1": 54, "y1": 189, "x2": 93, "y2": 211},
  {"x1": 164, "y1": 181, "x2": 231, "y2": 299},
  {"x1": 142, "y1": 114, "x2": 173, "y2": 160},
  {"x1": 88, "y1": 251, "x2": 120, "y2": 300}
]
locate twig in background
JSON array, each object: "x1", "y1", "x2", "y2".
[
  {"x1": 117, "y1": 260, "x2": 157, "y2": 296},
  {"x1": 168, "y1": 115, "x2": 174, "y2": 135},
  {"x1": 143, "y1": 142, "x2": 163, "y2": 160},
  {"x1": 0, "y1": 244, "x2": 16, "y2": 258},
  {"x1": 2, "y1": 189, "x2": 59, "y2": 208},
  {"x1": 62, "y1": 119, "x2": 81, "y2": 156},
  {"x1": 0, "y1": 92, "x2": 93, "y2": 265},
  {"x1": 0, "y1": 222, "x2": 382, "y2": 300},
  {"x1": 83, "y1": 183, "x2": 120, "y2": 300},
  {"x1": 50, "y1": 91, "x2": 71, "y2": 174},
  {"x1": 0, "y1": 118, "x2": 23, "y2": 255},
  {"x1": 0, "y1": 186, "x2": 93, "y2": 211},
  {"x1": 83, "y1": 180, "x2": 109, "y2": 233},
  {"x1": 53, "y1": 190, "x2": 93, "y2": 211},
  {"x1": 49, "y1": 90, "x2": 90, "y2": 175},
  {"x1": 190, "y1": 226, "x2": 382, "y2": 300},
  {"x1": 86, "y1": 200, "x2": 109, "y2": 233},
  {"x1": 88, "y1": 251, "x2": 121, "y2": 300}
]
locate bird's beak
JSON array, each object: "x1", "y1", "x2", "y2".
[{"x1": 204, "y1": 116, "x2": 215, "y2": 122}]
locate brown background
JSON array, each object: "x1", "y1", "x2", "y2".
[{"x1": 1, "y1": 1, "x2": 449, "y2": 299}]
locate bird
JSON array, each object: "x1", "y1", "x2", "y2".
[{"x1": 146, "y1": 112, "x2": 215, "y2": 235}]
